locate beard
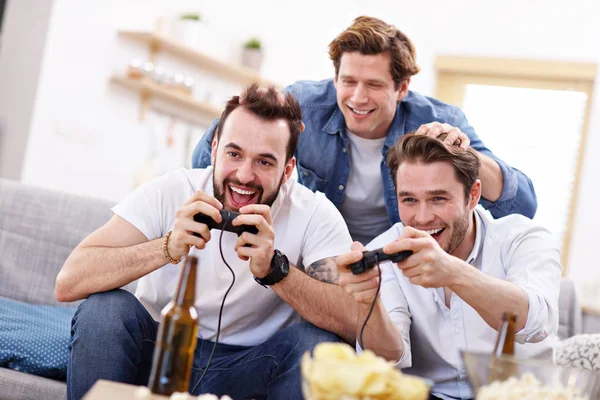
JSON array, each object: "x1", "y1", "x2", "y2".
[
  {"x1": 443, "y1": 208, "x2": 470, "y2": 255},
  {"x1": 213, "y1": 172, "x2": 283, "y2": 210}
]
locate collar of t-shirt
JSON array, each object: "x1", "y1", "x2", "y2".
[{"x1": 340, "y1": 130, "x2": 390, "y2": 244}]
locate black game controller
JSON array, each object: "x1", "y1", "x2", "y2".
[
  {"x1": 349, "y1": 248, "x2": 413, "y2": 275},
  {"x1": 193, "y1": 210, "x2": 259, "y2": 237}
]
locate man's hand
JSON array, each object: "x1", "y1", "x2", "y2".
[
  {"x1": 415, "y1": 122, "x2": 470, "y2": 150},
  {"x1": 383, "y1": 227, "x2": 463, "y2": 288},
  {"x1": 336, "y1": 242, "x2": 381, "y2": 305},
  {"x1": 169, "y1": 191, "x2": 223, "y2": 261},
  {"x1": 233, "y1": 204, "x2": 275, "y2": 278}
]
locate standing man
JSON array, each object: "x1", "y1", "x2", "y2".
[
  {"x1": 192, "y1": 16, "x2": 537, "y2": 245},
  {"x1": 336, "y1": 134, "x2": 560, "y2": 400},
  {"x1": 56, "y1": 86, "x2": 354, "y2": 400}
]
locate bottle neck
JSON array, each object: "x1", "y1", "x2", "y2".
[
  {"x1": 494, "y1": 313, "x2": 516, "y2": 356},
  {"x1": 174, "y1": 256, "x2": 197, "y2": 306}
]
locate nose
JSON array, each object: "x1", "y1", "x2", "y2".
[
  {"x1": 350, "y1": 82, "x2": 368, "y2": 104},
  {"x1": 414, "y1": 203, "x2": 435, "y2": 226},
  {"x1": 235, "y1": 160, "x2": 255, "y2": 184}
]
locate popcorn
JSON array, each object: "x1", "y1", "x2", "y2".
[{"x1": 478, "y1": 373, "x2": 589, "y2": 400}]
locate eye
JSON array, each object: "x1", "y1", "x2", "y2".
[
  {"x1": 401, "y1": 198, "x2": 417, "y2": 203},
  {"x1": 227, "y1": 151, "x2": 240, "y2": 158},
  {"x1": 343, "y1": 79, "x2": 356, "y2": 85},
  {"x1": 432, "y1": 196, "x2": 447, "y2": 202},
  {"x1": 369, "y1": 83, "x2": 383, "y2": 89},
  {"x1": 258, "y1": 159, "x2": 272, "y2": 167}
]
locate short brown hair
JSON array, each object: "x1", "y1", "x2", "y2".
[
  {"x1": 386, "y1": 134, "x2": 481, "y2": 201},
  {"x1": 216, "y1": 84, "x2": 302, "y2": 161},
  {"x1": 329, "y1": 16, "x2": 420, "y2": 88}
]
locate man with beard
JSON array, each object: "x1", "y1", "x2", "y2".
[
  {"x1": 335, "y1": 134, "x2": 562, "y2": 400},
  {"x1": 55, "y1": 85, "x2": 354, "y2": 400}
]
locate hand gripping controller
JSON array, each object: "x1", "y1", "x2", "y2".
[
  {"x1": 193, "y1": 210, "x2": 259, "y2": 237},
  {"x1": 349, "y1": 249, "x2": 413, "y2": 275}
]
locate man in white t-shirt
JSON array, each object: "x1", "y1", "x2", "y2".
[
  {"x1": 335, "y1": 134, "x2": 562, "y2": 400},
  {"x1": 55, "y1": 86, "x2": 354, "y2": 400}
]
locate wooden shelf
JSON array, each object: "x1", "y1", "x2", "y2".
[
  {"x1": 118, "y1": 30, "x2": 282, "y2": 89},
  {"x1": 110, "y1": 75, "x2": 222, "y2": 120}
]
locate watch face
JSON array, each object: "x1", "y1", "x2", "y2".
[{"x1": 280, "y1": 254, "x2": 289, "y2": 274}]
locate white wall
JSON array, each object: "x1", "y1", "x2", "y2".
[
  {"x1": 0, "y1": 0, "x2": 53, "y2": 179},
  {"x1": 6, "y1": 0, "x2": 600, "y2": 296}
]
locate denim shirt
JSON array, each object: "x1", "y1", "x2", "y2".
[{"x1": 192, "y1": 79, "x2": 537, "y2": 224}]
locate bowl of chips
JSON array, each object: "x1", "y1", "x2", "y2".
[
  {"x1": 461, "y1": 351, "x2": 600, "y2": 400},
  {"x1": 301, "y1": 342, "x2": 430, "y2": 400}
]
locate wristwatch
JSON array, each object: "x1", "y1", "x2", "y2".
[{"x1": 254, "y1": 250, "x2": 290, "y2": 287}]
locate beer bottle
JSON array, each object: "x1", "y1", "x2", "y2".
[
  {"x1": 493, "y1": 312, "x2": 517, "y2": 356},
  {"x1": 488, "y1": 312, "x2": 517, "y2": 382},
  {"x1": 148, "y1": 255, "x2": 199, "y2": 395}
]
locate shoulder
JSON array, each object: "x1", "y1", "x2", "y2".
[
  {"x1": 366, "y1": 223, "x2": 405, "y2": 250},
  {"x1": 401, "y1": 91, "x2": 465, "y2": 132},
  {"x1": 286, "y1": 179, "x2": 334, "y2": 214},
  {"x1": 132, "y1": 168, "x2": 213, "y2": 205},
  {"x1": 477, "y1": 208, "x2": 556, "y2": 252},
  {"x1": 284, "y1": 78, "x2": 338, "y2": 108}
]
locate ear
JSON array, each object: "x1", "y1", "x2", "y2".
[
  {"x1": 281, "y1": 156, "x2": 297, "y2": 185},
  {"x1": 468, "y1": 180, "x2": 482, "y2": 210},
  {"x1": 397, "y1": 77, "x2": 411, "y2": 102},
  {"x1": 210, "y1": 135, "x2": 218, "y2": 165}
]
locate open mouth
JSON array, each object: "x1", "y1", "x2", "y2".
[
  {"x1": 424, "y1": 227, "x2": 445, "y2": 241},
  {"x1": 348, "y1": 105, "x2": 374, "y2": 118},
  {"x1": 227, "y1": 184, "x2": 259, "y2": 209}
]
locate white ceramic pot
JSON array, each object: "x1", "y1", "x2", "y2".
[
  {"x1": 241, "y1": 48, "x2": 263, "y2": 72},
  {"x1": 169, "y1": 19, "x2": 204, "y2": 48}
]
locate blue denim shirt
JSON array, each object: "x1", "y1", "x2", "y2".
[{"x1": 192, "y1": 79, "x2": 537, "y2": 224}]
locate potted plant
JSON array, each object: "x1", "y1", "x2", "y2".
[
  {"x1": 169, "y1": 12, "x2": 203, "y2": 48},
  {"x1": 241, "y1": 37, "x2": 263, "y2": 72}
]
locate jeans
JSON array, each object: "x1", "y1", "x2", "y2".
[{"x1": 67, "y1": 289, "x2": 340, "y2": 400}]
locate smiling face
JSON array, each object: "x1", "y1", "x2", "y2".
[
  {"x1": 396, "y1": 160, "x2": 480, "y2": 257},
  {"x1": 211, "y1": 107, "x2": 296, "y2": 211},
  {"x1": 334, "y1": 51, "x2": 408, "y2": 139}
]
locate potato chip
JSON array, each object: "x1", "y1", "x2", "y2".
[{"x1": 301, "y1": 343, "x2": 429, "y2": 400}]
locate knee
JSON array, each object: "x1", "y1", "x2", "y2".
[{"x1": 72, "y1": 289, "x2": 139, "y2": 335}]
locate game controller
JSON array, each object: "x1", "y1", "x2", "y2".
[
  {"x1": 193, "y1": 210, "x2": 259, "y2": 237},
  {"x1": 349, "y1": 248, "x2": 413, "y2": 275}
]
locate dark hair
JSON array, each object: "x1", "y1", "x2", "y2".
[
  {"x1": 328, "y1": 16, "x2": 420, "y2": 89},
  {"x1": 386, "y1": 133, "x2": 481, "y2": 201},
  {"x1": 216, "y1": 84, "x2": 302, "y2": 161}
]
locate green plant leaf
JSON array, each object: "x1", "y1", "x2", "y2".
[
  {"x1": 244, "y1": 37, "x2": 262, "y2": 49},
  {"x1": 179, "y1": 13, "x2": 201, "y2": 21}
]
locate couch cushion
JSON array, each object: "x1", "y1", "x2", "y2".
[
  {"x1": 0, "y1": 297, "x2": 76, "y2": 380},
  {"x1": 0, "y1": 178, "x2": 115, "y2": 306},
  {"x1": 0, "y1": 367, "x2": 66, "y2": 400}
]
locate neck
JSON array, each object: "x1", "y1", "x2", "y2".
[{"x1": 450, "y1": 212, "x2": 477, "y2": 261}]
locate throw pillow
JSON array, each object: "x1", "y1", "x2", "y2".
[
  {"x1": 555, "y1": 334, "x2": 600, "y2": 371},
  {"x1": 0, "y1": 296, "x2": 76, "y2": 380}
]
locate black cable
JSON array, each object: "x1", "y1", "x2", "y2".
[
  {"x1": 358, "y1": 254, "x2": 382, "y2": 351},
  {"x1": 192, "y1": 222, "x2": 236, "y2": 392}
]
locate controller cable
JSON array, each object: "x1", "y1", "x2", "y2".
[
  {"x1": 358, "y1": 254, "x2": 382, "y2": 351},
  {"x1": 192, "y1": 222, "x2": 235, "y2": 392}
]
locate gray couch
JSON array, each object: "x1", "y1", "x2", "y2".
[
  {"x1": 0, "y1": 177, "x2": 585, "y2": 399},
  {"x1": 0, "y1": 178, "x2": 116, "y2": 400}
]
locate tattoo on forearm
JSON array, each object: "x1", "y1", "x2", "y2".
[{"x1": 306, "y1": 257, "x2": 339, "y2": 284}]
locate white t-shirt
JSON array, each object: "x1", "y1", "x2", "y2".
[
  {"x1": 112, "y1": 166, "x2": 352, "y2": 346},
  {"x1": 340, "y1": 131, "x2": 391, "y2": 244}
]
